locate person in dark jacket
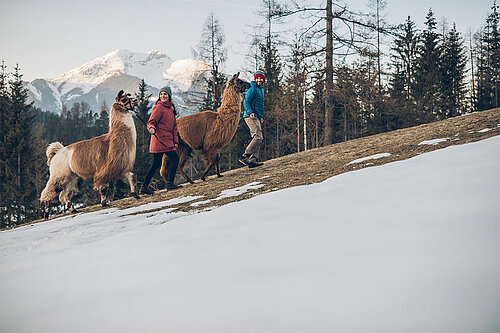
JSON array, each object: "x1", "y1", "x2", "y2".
[
  {"x1": 140, "y1": 86, "x2": 181, "y2": 194},
  {"x1": 240, "y1": 70, "x2": 265, "y2": 168}
]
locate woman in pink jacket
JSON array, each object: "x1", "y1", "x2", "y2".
[{"x1": 140, "y1": 86, "x2": 181, "y2": 194}]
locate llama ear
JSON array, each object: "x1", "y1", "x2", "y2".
[
  {"x1": 116, "y1": 90, "x2": 124, "y2": 102},
  {"x1": 233, "y1": 72, "x2": 240, "y2": 78}
]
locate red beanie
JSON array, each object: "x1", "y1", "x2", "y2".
[{"x1": 254, "y1": 70, "x2": 266, "y2": 80}]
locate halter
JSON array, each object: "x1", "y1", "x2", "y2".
[{"x1": 119, "y1": 95, "x2": 136, "y2": 110}]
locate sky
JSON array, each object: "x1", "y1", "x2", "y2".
[
  {"x1": 1, "y1": 133, "x2": 499, "y2": 332},
  {"x1": 0, "y1": 0, "x2": 495, "y2": 81}
]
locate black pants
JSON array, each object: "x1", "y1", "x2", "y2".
[{"x1": 143, "y1": 151, "x2": 179, "y2": 187}]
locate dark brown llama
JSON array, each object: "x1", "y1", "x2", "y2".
[
  {"x1": 160, "y1": 72, "x2": 250, "y2": 183},
  {"x1": 40, "y1": 90, "x2": 139, "y2": 218}
]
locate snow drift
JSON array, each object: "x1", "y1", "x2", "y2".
[{"x1": 1, "y1": 136, "x2": 499, "y2": 332}]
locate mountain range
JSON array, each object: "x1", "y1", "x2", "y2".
[{"x1": 25, "y1": 49, "x2": 211, "y2": 116}]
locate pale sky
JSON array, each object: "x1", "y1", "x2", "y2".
[{"x1": 0, "y1": 0, "x2": 494, "y2": 81}]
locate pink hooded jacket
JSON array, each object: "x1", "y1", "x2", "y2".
[{"x1": 147, "y1": 100, "x2": 178, "y2": 153}]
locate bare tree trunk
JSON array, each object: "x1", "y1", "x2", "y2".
[
  {"x1": 466, "y1": 32, "x2": 474, "y2": 111},
  {"x1": 376, "y1": 0, "x2": 382, "y2": 93},
  {"x1": 323, "y1": 0, "x2": 334, "y2": 145},
  {"x1": 17, "y1": 151, "x2": 21, "y2": 188},
  {"x1": 303, "y1": 92, "x2": 307, "y2": 151},
  {"x1": 211, "y1": 15, "x2": 217, "y2": 109},
  {"x1": 297, "y1": 98, "x2": 300, "y2": 152}
]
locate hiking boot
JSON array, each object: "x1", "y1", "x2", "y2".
[
  {"x1": 140, "y1": 185, "x2": 154, "y2": 195},
  {"x1": 239, "y1": 154, "x2": 250, "y2": 166},
  {"x1": 247, "y1": 160, "x2": 264, "y2": 168},
  {"x1": 166, "y1": 183, "x2": 182, "y2": 190}
]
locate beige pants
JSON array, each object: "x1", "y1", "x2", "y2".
[{"x1": 244, "y1": 117, "x2": 263, "y2": 162}]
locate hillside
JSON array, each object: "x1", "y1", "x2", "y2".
[
  {"x1": 1, "y1": 111, "x2": 499, "y2": 332},
  {"x1": 20, "y1": 107, "x2": 499, "y2": 227}
]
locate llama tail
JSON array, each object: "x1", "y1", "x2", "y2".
[{"x1": 46, "y1": 142, "x2": 64, "y2": 166}]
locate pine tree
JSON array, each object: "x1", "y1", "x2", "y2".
[
  {"x1": 441, "y1": 23, "x2": 468, "y2": 117},
  {"x1": 133, "y1": 79, "x2": 152, "y2": 183},
  {"x1": 1, "y1": 64, "x2": 37, "y2": 227},
  {"x1": 284, "y1": 35, "x2": 308, "y2": 153},
  {"x1": 476, "y1": 1, "x2": 500, "y2": 110},
  {"x1": 258, "y1": 0, "x2": 285, "y2": 159},
  {"x1": 414, "y1": 9, "x2": 443, "y2": 120},
  {"x1": 96, "y1": 100, "x2": 109, "y2": 134},
  {"x1": 0, "y1": 61, "x2": 10, "y2": 225},
  {"x1": 391, "y1": 16, "x2": 419, "y2": 102},
  {"x1": 309, "y1": 72, "x2": 325, "y2": 149}
]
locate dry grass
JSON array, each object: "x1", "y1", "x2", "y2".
[{"x1": 10, "y1": 108, "x2": 500, "y2": 229}]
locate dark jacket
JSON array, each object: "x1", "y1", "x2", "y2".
[
  {"x1": 243, "y1": 81, "x2": 264, "y2": 119},
  {"x1": 147, "y1": 101, "x2": 178, "y2": 153}
]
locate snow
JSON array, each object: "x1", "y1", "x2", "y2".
[
  {"x1": 347, "y1": 152, "x2": 391, "y2": 165},
  {"x1": 477, "y1": 128, "x2": 492, "y2": 133},
  {"x1": 163, "y1": 58, "x2": 210, "y2": 92},
  {"x1": 49, "y1": 49, "x2": 208, "y2": 98},
  {"x1": 1, "y1": 136, "x2": 500, "y2": 332},
  {"x1": 190, "y1": 199, "x2": 212, "y2": 207},
  {"x1": 189, "y1": 182, "x2": 266, "y2": 207},
  {"x1": 418, "y1": 137, "x2": 449, "y2": 145},
  {"x1": 25, "y1": 82, "x2": 42, "y2": 100},
  {"x1": 215, "y1": 181, "x2": 265, "y2": 200},
  {"x1": 54, "y1": 49, "x2": 172, "y2": 88}
]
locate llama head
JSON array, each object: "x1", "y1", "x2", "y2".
[
  {"x1": 115, "y1": 90, "x2": 137, "y2": 111},
  {"x1": 230, "y1": 73, "x2": 251, "y2": 93}
]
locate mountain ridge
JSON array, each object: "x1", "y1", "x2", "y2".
[{"x1": 25, "y1": 49, "x2": 211, "y2": 116}]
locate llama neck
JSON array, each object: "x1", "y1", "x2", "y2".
[
  {"x1": 218, "y1": 88, "x2": 241, "y2": 116},
  {"x1": 109, "y1": 107, "x2": 137, "y2": 143}
]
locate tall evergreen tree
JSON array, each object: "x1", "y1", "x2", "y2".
[
  {"x1": 441, "y1": 23, "x2": 468, "y2": 117},
  {"x1": 96, "y1": 100, "x2": 109, "y2": 134},
  {"x1": 391, "y1": 16, "x2": 419, "y2": 102},
  {"x1": 0, "y1": 61, "x2": 10, "y2": 225},
  {"x1": 475, "y1": 1, "x2": 500, "y2": 110},
  {"x1": 259, "y1": 0, "x2": 285, "y2": 159},
  {"x1": 1, "y1": 65, "x2": 37, "y2": 227},
  {"x1": 285, "y1": 35, "x2": 309, "y2": 152},
  {"x1": 414, "y1": 9, "x2": 443, "y2": 120},
  {"x1": 133, "y1": 79, "x2": 152, "y2": 183}
]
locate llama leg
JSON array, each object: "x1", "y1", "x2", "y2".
[
  {"x1": 200, "y1": 161, "x2": 214, "y2": 181},
  {"x1": 109, "y1": 180, "x2": 117, "y2": 202},
  {"x1": 40, "y1": 178, "x2": 60, "y2": 219},
  {"x1": 177, "y1": 152, "x2": 194, "y2": 184},
  {"x1": 214, "y1": 153, "x2": 223, "y2": 178},
  {"x1": 59, "y1": 176, "x2": 79, "y2": 213},
  {"x1": 122, "y1": 172, "x2": 140, "y2": 199},
  {"x1": 160, "y1": 154, "x2": 170, "y2": 184},
  {"x1": 99, "y1": 186, "x2": 109, "y2": 207}
]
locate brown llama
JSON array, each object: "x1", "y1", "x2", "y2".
[
  {"x1": 40, "y1": 90, "x2": 139, "y2": 218},
  {"x1": 160, "y1": 72, "x2": 250, "y2": 184}
]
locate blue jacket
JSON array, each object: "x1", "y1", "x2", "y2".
[{"x1": 243, "y1": 81, "x2": 264, "y2": 119}]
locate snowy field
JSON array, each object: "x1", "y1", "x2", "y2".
[{"x1": 1, "y1": 136, "x2": 499, "y2": 332}]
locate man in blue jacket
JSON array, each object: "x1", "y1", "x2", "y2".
[{"x1": 240, "y1": 70, "x2": 265, "y2": 168}]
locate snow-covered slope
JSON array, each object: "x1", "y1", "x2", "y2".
[
  {"x1": 1, "y1": 136, "x2": 499, "y2": 332},
  {"x1": 26, "y1": 49, "x2": 210, "y2": 116}
]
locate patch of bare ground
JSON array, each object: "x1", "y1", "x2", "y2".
[{"x1": 9, "y1": 108, "x2": 500, "y2": 229}]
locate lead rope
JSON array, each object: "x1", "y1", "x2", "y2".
[{"x1": 131, "y1": 110, "x2": 173, "y2": 150}]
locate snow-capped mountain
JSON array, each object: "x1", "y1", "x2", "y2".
[{"x1": 25, "y1": 49, "x2": 210, "y2": 116}]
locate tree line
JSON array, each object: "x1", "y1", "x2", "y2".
[{"x1": 1, "y1": 0, "x2": 498, "y2": 228}]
